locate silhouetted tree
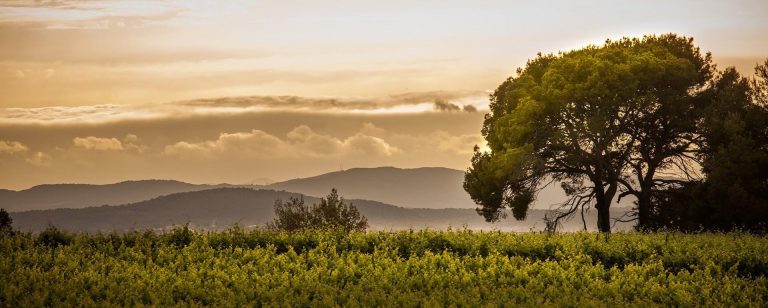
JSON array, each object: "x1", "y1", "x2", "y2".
[
  {"x1": 647, "y1": 64, "x2": 768, "y2": 232},
  {"x1": 615, "y1": 36, "x2": 714, "y2": 228},
  {"x1": 465, "y1": 34, "x2": 715, "y2": 233},
  {"x1": 0, "y1": 208, "x2": 12, "y2": 236},
  {"x1": 269, "y1": 189, "x2": 368, "y2": 232},
  {"x1": 755, "y1": 59, "x2": 768, "y2": 106}
]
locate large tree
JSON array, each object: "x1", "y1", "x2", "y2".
[
  {"x1": 616, "y1": 36, "x2": 713, "y2": 228},
  {"x1": 465, "y1": 35, "x2": 713, "y2": 232},
  {"x1": 646, "y1": 64, "x2": 768, "y2": 232}
]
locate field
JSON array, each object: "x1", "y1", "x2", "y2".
[{"x1": 2, "y1": 227, "x2": 767, "y2": 306}]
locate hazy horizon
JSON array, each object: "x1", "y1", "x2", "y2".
[{"x1": 2, "y1": 165, "x2": 464, "y2": 190}]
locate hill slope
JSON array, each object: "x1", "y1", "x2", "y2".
[
  {"x1": 268, "y1": 167, "x2": 476, "y2": 209},
  {"x1": 0, "y1": 180, "x2": 258, "y2": 212},
  {"x1": 1, "y1": 167, "x2": 633, "y2": 212},
  {"x1": 10, "y1": 188, "x2": 634, "y2": 232},
  {"x1": 267, "y1": 166, "x2": 606, "y2": 209}
]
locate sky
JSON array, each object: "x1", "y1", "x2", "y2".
[{"x1": 1, "y1": 0, "x2": 767, "y2": 189}]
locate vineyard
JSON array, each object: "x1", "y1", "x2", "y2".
[{"x1": 2, "y1": 227, "x2": 767, "y2": 306}]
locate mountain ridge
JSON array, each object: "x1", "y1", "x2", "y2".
[
  {"x1": 1, "y1": 166, "x2": 477, "y2": 211},
  {"x1": 1, "y1": 166, "x2": 630, "y2": 213},
  {"x1": 9, "y1": 187, "x2": 634, "y2": 233},
  {"x1": 0, "y1": 180, "x2": 260, "y2": 212},
  {"x1": 267, "y1": 166, "x2": 474, "y2": 209}
]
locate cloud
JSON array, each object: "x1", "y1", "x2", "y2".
[
  {"x1": 164, "y1": 125, "x2": 399, "y2": 159},
  {"x1": 0, "y1": 92, "x2": 489, "y2": 125},
  {"x1": 463, "y1": 105, "x2": 478, "y2": 112},
  {"x1": 433, "y1": 99, "x2": 461, "y2": 112},
  {"x1": 183, "y1": 91, "x2": 487, "y2": 114},
  {"x1": 345, "y1": 133, "x2": 400, "y2": 156},
  {"x1": 433, "y1": 98, "x2": 480, "y2": 113},
  {"x1": 0, "y1": 140, "x2": 28, "y2": 154},
  {"x1": 43, "y1": 68, "x2": 55, "y2": 79},
  {"x1": 434, "y1": 132, "x2": 485, "y2": 155},
  {"x1": 0, "y1": 0, "x2": 107, "y2": 10},
  {"x1": 73, "y1": 136, "x2": 124, "y2": 150},
  {"x1": 0, "y1": 1, "x2": 182, "y2": 28},
  {"x1": 287, "y1": 125, "x2": 399, "y2": 157},
  {"x1": 359, "y1": 122, "x2": 387, "y2": 136},
  {"x1": 0, "y1": 117, "x2": 488, "y2": 189},
  {"x1": 25, "y1": 151, "x2": 52, "y2": 166}
]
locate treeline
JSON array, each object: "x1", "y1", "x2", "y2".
[{"x1": 465, "y1": 34, "x2": 768, "y2": 233}]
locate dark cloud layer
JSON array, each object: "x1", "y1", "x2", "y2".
[
  {"x1": 0, "y1": 91, "x2": 489, "y2": 125},
  {"x1": 433, "y1": 98, "x2": 479, "y2": 112},
  {"x1": 185, "y1": 91, "x2": 486, "y2": 112}
]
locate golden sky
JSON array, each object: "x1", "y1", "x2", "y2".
[{"x1": 1, "y1": 0, "x2": 767, "y2": 189}]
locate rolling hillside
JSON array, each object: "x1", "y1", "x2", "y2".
[
  {"x1": 0, "y1": 180, "x2": 259, "y2": 212},
  {"x1": 10, "y1": 188, "x2": 634, "y2": 232},
  {"x1": 1, "y1": 167, "x2": 632, "y2": 213},
  {"x1": 268, "y1": 167, "x2": 475, "y2": 209},
  {"x1": 266, "y1": 166, "x2": 619, "y2": 209}
]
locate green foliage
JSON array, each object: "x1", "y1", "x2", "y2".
[
  {"x1": 166, "y1": 223, "x2": 195, "y2": 247},
  {"x1": 755, "y1": 59, "x2": 768, "y2": 106},
  {"x1": 269, "y1": 189, "x2": 368, "y2": 233},
  {"x1": 0, "y1": 208, "x2": 12, "y2": 236},
  {"x1": 466, "y1": 34, "x2": 714, "y2": 232},
  {"x1": 269, "y1": 196, "x2": 311, "y2": 232},
  {"x1": 467, "y1": 34, "x2": 768, "y2": 233},
  {"x1": 35, "y1": 225, "x2": 72, "y2": 248},
  {"x1": 1, "y1": 229, "x2": 767, "y2": 306},
  {"x1": 647, "y1": 65, "x2": 768, "y2": 232}
]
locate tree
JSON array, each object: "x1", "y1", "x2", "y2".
[
  {"x1": 269, "y1": 196, "x2": 312, "y2": 232},
  {"x1": 695, "y1": 66, "x2": 768, "y2": 229},
  {"x1": 465, "y1": 34, "x2": 713, "y2": 233},
  {"x1": 616, "y1": 36, "x2": 714, "y2": 228},
  {"x1": 0, "y1": 208, "x2": 12, "y2": 236},
  {"x1": 646, "y1": 64, "x2": 768, "y2": 232},
  {"x1": 269, "y1": 189, "x2": 368, "y2": 232},
  {"x1": 755, "y1": 59, "x2": 768, "y2": 106}
]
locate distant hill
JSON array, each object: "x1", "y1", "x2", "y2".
[
  {"x1": 10, "y1": 188, "x2": 634, "y2": 233},
  {"x1": 0, "y1": 180, "x2": 259, "y2": 212},
  {"x1": 0, "y1": 167, "x2": 481, "y2": 211},
  {"x1": 266, "y1": 166, "x2": 619, "y2": 209},
  {"x1": 0, "y1": 166, "x2": 633, "y2": 213},
  {"x1": 267, "y1": 167, "x2": 476, "y2": 209}
]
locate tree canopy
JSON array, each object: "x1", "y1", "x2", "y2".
[
  {"x1": 269, "y1": 189, "x2": 368, "y2": 233},
  {"x1": 465, "y1": 34, "x2": 728, "y2": 232},
  {"x1": 0, "y1": 208, "x2": 12, "y2": 236},
  {"x1": 646, "y1": 64, "x2": 768, "y2": 232}
]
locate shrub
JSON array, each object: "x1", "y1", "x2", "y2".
[
  {"x1": 36, "y1": 225, "x2": 72, "y2": 248},
  {"x1": 269, "y1": 188, "x2": 368, "y2": 233},
  {"x1": 167, "y1": 223, "x2": 194, "y2": 247}
]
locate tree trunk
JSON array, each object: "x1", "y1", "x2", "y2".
[
  {"x1": 636, "y1": 168, "x2": 655, "y2": 229},
  {"x1": 594, "y1": 181, "x2": 617, "y2": 233},
  {"x1": 597, "y1": 203, "x2": 612, "y2": 233},
  {"x1": 637, "y1": 191, "x2": 651, "y2": 229}
]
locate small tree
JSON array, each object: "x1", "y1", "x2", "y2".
[
  {"x1": 269, "y1": 189, "x2": 368, "y2": 232},
  {"x1": 311, "y1": 189, "x2": 369, "y2": 232},
  {"x1": 0, "y1": 208, "x2": 13, "y2": 236},
  {"x1": 269, "y1": 196, "x2": 311, "y2": 232}
]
